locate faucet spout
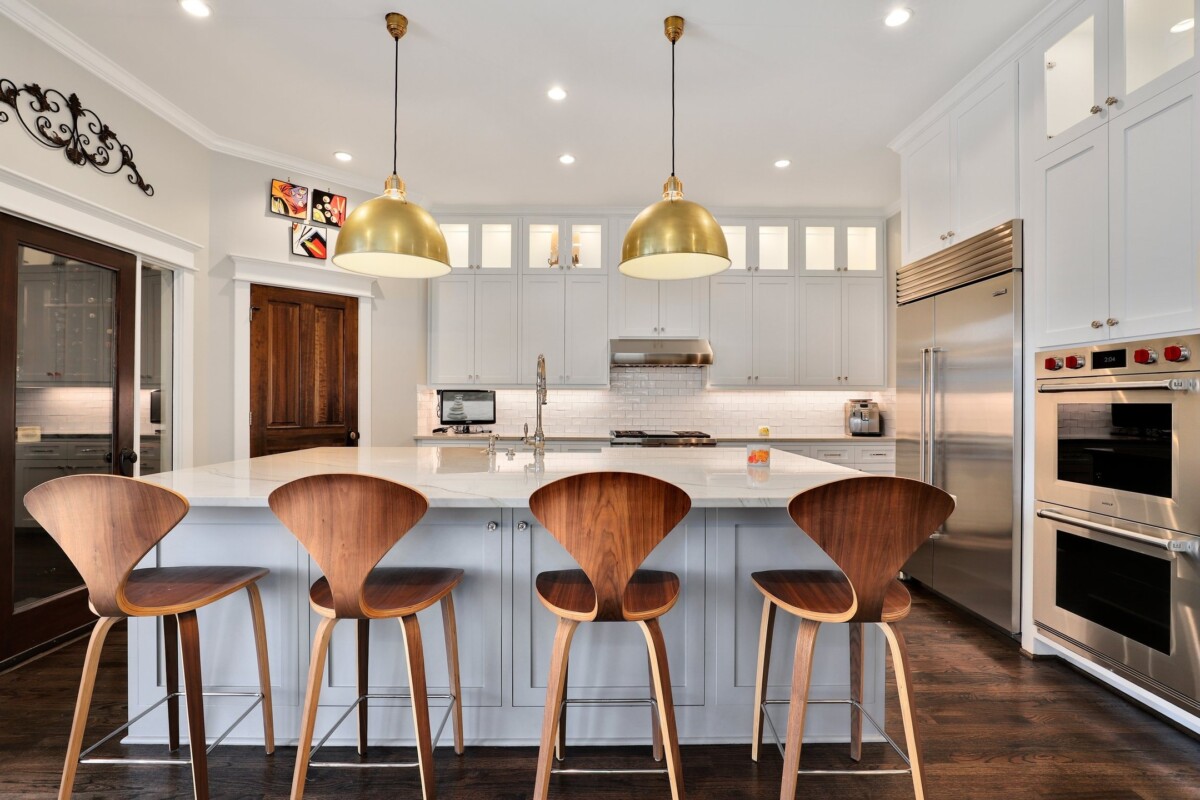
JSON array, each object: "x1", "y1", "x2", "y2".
[{"x1": 525, "y1": 354, "x2": 548, "y2": 455}]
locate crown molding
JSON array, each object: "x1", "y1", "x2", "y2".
[
  {"x1": 0, "y1": 0, "x2": 379, "y2": 194},
  {"x1": 888, "y1": 0, "x2": 1082, "y2": 154}
]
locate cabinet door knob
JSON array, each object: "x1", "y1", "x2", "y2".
[
  {"x1": 939, "y1": 234, "x2": 948, "y2": 241},
  {"x1": 1106, "y1": 318, "x2": 1119, "y2": 326},
  {"x1": 487, "y1": 521, "x2": 499, "y2": 531},
  {"x1": 1090, "y1": 104, "x2": 1102, "y2": 114},
  {"x1": 754, "y1": 376, "x2": 759, "y2": 381},
  {"x1": 1105, "y1": 96, "x2": 1118, "y2": 106},
  {"x1": 517, "y1": 521, "x2": 530, "y2": 531},
  {"x1": 747, "y1": 376, "x2": 752, "y2": 381},
  {"x1": 1091, "y1": 320, "x2": 1103, "y2": 329},
  {"x1": 946, "y1": 231, "x2": 955, "y2": 238}
]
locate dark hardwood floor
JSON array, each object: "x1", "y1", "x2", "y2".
[{"x1": 2, "y1": 585, "x2": 1198, "y2": 799}]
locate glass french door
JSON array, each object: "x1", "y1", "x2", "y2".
[{"x1": 0, "y1": 213, "x2": 137, "y2": 664}]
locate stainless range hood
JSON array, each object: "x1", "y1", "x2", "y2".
[{"x1": 610, "y1": 338, "x2": 713, "y2": 367}]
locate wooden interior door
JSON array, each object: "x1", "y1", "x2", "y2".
[
  {"x1": 250, "y1": 284, "x2": 358, "y2": 457},
  {"x1": 0, "y1": 213, "x2": 137, "y2": 665}
]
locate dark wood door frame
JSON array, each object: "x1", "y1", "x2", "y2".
[{"x1": 0, "y1": 213, "x2": 137, "y2": 663}]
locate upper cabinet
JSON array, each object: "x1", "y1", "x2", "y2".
[
  {"x1": 1032, "y1": 0, "x2": 1199, "y2": 160},
  {"x1": 438, "y1": 217, "x2": 518, "y2": 272},
  {"x1": 900, "y1": 63, "x2": 1018, "y2": 265},
  {"x1": 520, "y1": 273, "x2": 609, "y2": 386},
  {"x1": 708, "y1": 274, "x2": 797, "y2": 387},
  {"x1": 524, "y1": 218, "x2": 606, "y2": 273},
  {"x1": 798, "y1": 220, "x2": 883, "y2": 276},
  {"x1": 612, "y1": 215, "x2": 707, "y2": 338},
  {"x1": 719, "y1": 220, "x2": 795, "y2": 274}
]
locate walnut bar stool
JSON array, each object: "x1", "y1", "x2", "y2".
[
  {"x1": 267, "y1": 474, "x2": 464, "y2": 800},
  {"x1": 749, "y1": 476, "x2": 954, "y2": 800},
  {"x1": 23, "y1": 474, "x2": 275, "y2": 800},
  {"x1": 529, "y1": 471, "x2": 691, "y2": 800}
]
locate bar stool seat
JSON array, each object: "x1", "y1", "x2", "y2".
[
  {"x1": 536, "y1": 568, "x2": 680, "y2": 621},
  {"x1": 309, "y1": 567, "x2": 463, "y2": 618},
  {"x1": 751, "y1": 570, "x2": 911, "y2": 623},
  {"x1": 123, "y1": 566, "x2": 270, "y2": 613}
]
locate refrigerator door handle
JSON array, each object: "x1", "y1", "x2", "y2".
[
  {"x1": 928, "y1": 347, "x2": 944, "y2": 487},
  {"x1": 920, "y1": 347, "x2": 928, "y2": 484}
]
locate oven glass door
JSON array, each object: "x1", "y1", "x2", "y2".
[{"x1": 1035, "y1": 377, "x2": 1198, "y2": 532}]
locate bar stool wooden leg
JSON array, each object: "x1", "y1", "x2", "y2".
[
  {"x1": 440, "y1": 594, "x2": 465, "y2": 755},
  {"x1": 401, "y1": 614, "x2": 437, "y2": 800},
  {"x1": 750, "y1": 597, "x2": 777, "y2": 762},
  {"x1": 177, "y1": 610, "x2": 210, "y2": 800},
  {"x1": 648, "y1": 653, "x2": 663, "y2": 762},
  {"x1": 292, "y1": 616, "x2": 338, "y2": 800},
  {"x1": 779, "y1": 618, "x2": 821, "y2": 800},
  {"x1": 880, "y1": 622, "x2": 926, "y2": 800},
  {"x1": 639, "y1": 618, "x2": 684, "y2": 800},
  {"x1": 356, "y1": 619, "x2": 370, "y2": 756},
  {"x1": 58, "y1": 616, "x2": 120, "y2": 800},
  {"x1": 535, "y1": 618, "x2": 578, "y2": 800},
  {"x1": 164, "y1": 614, "x2": 181, "y2": 753},
  {"x1": 245, "y1": 584, "x2": 275, "y2": 755},
  {"x1": 849, "y1": 622, "x2": 865, "y2": 762},
  {"x1": 553, "y1": 661, "x2": 568, "y2": 762}
]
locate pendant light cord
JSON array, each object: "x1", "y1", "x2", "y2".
[
  {"x1": 392, "y1": 35, "x2": 400, "y2": 176},
  {"x1": 670, "y1": 39, "x2": 676, "y2": 177}
]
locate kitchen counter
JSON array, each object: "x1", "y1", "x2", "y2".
[
  {"x1": 413, "y1": 432, "x2": 895, "y2": 443},
  {"x1": 130, "y1": 447, "x2": 887, "y2": 750}
]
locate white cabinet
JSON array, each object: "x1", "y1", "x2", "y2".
[
  {"x1": 707, "y1": 275, "x2": 795, "y2": 386},
  {"x1": 520, "y1": 274, "x2": 609, "y2": 386},
  {"x1": 797, "y1": 278, "x2": 887, "y2": 388},
  {"x1": 719, "y1": 220, "x2": 795, "y2": 274},
  {"x1": 16, "y1": 264, "x2": 114, "y2": 386},
  {"x1": 524, "y1": 218, "x2": 606, "y2": 273},
  {"x1": 900, "y1": 63, "x2": 1018, "y2": 264},
  {"x1": 429, "y1": 273, "x2": 519, "y2": 386},
  {"x1": 1110, "y1": 0, "x2": 1199, "y2": 117},
  {"x1": 799, "y1": 220, "x2": 884, "y2": 275},
  {"x1": 615, "y1": 274, "x2": 706, "y2": 338},
  {"x1": 1034, "y1": 74, "x2": 1200, "y2": 346},
  {"x1": 438, "y1": 217, "x2": 518, "y2": 271}
]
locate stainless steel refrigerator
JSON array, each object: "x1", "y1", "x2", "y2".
[{"x1": 897, "y1": 221, "x2": 1022, "y2": 635}]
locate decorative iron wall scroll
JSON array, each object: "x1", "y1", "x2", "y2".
[{"x1": 0, "y1": 79, "x2": 154, "y2": 196}]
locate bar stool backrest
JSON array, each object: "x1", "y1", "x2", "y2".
[
  {"x1": 24, "y1": 474, "x2": 190, "y2": 617},
  {"x1": 268, "y1": 473, "x2": 429, "y2": 618},
  {"x1": 787, "y1": 476, "x2": 954, "y2": 622},
  {"x1": 529, "y1": 471, "x2": 691, "y2": 621}
]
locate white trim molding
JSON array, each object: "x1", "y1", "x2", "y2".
[{"x1": 229, "y1": 255, "x2": 375, "y2": 460}]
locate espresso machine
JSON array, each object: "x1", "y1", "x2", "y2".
[{"x1": 845, "y1": 398, "x2": 882, "y2": 436}]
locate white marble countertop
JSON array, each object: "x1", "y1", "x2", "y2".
[
  {"x1": 141, "y1": 446, "x2": 860, "y2": 509},
  {"x1": 412, "y1": 433, "x2": 895, "y2": 443}
]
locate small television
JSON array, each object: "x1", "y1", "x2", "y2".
[{"x1": 438, "y1": 389, "x2": 496, "y2": 433}]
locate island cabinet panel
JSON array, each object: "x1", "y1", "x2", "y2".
[
  {"x1": 511, "y1": 510, "x2": 707, "y2": 712},
  {"x1": 708, "y1": 509, "x2": 886, "y2": 728}
]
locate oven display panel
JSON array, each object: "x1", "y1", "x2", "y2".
[{"x1": 1093, "y1": 349, "x2": 1126, "y2": 369}]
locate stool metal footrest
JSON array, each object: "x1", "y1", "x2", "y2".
[
  {"x1": 761, "y1": 698, "x2": 912, "y2": 776},
  {"x1": 78, "y1": 690, "x2": 265, "y2": 766},
  {"x1": 308, "y1": 691, "x2": 458, "y2": 769},
  {"x1": 550, "y1": 696, "x2": 666, "y2": 776}
]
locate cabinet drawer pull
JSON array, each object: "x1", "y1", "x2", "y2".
[
  {"x1": 1106, "y1": 318, "x2": 1118, "y2": 327},
  {"x1": 1090, "y1": 104, "x2": 1102, "y2": 114},
  {"x1": 1105, "y1": 96, "x2": 1118, "y2": 106},
  {"x1": 1091, "y1": 320, "x2": 1103, "y2": 329}
]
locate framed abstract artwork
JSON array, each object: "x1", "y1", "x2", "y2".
[
  {"x1": 291, "y1": 223, "x2": 328, "y2": 259},
  {"x1": 270, "y1": 179, "x2": 309, "y2": 219},
  {"x1": 311, "y1": 189, "x2": 348, "y2": 227}
]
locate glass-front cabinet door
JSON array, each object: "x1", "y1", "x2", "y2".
[
  {"x1": 1111, "y1": 0, "x2": 1198, "y2": 115},
  {"x1": 717, "y1": 220, "x2": 793, "y2": 274},
  {"x1": 2, "y1": 213, "x2": 137, "y2": 663},
  {"x1": 1035, "y1": 0, "x2": 1110, "y2": 157},
  {"x1": 524, "y1": 219, "x2": 605, "y2": 272},
  {"x1": 439, "y1": 217, "x2": 517, "y2": 271},
  {"x1": 798, "y1": 221, "x2": 882, "y2": 275}
]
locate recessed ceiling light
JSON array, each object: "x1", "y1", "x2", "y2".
[
  {"x1": 1171, "y1": 18, "x2": 1195, "y2": 33},
  {"x1": 884, "y1": 7, "x2": 913, "y2": 27},
  {"x1": 179, "y1": 0, "x2": 212, "y2": 18},
  {"x1": 333, "y1": 151, "x2": 353, "y2": 162},
  {"x1": 559, "y1": 154, "x2": 576, "y2": 165},
  {"x1": 547, "y1": 86, "x2": 567, "y2": 101},
  {"x1": 774, "y1": 159, "x2": 791, "y2": 168}
]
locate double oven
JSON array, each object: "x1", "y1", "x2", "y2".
[{"x1": 1035, "y1": 335, "x2": 1200, "y2": 712}]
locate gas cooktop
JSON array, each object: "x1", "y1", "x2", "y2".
[{"x1": 609, "y1": 430, "x2": 716, "y2": 447}]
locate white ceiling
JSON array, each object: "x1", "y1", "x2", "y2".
[{"x1": 26, "y1": 0, "x2": 1049, "y2": 209}]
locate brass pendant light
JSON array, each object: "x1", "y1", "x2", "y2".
[
  {"x1": 620, "y1": 16, "x2": 729, "y2": 281},
  {"x1": 333, "y1": 13, "x2": 450, "y2": 278}
]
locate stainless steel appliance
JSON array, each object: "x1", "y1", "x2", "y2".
[
  {"x1": 610, "y1": 339, "x2": 714, "y2": 367},
  {"x1": 609, "y1": 430, "x2": 716, "y2": 447},
  {"x1": 1034, "y1": 334, "x2": 1200, "y2": 712},
  {"x1": 845, "y1": 399, "x2": 881, "y2": 436},
  {"x1": 897, "y1": 221, "x2": 1022, "y2": 634}
]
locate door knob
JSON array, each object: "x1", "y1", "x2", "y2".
[
  {"x1": 348, "y1": 430, "x2": 360, "y2": 445},
  {"x1": 118, "y1": 448, "x2": 138, "y2": 477}
]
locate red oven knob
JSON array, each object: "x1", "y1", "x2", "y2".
[
  {"x1": 1164, "y1": 345, "x2": 1190, "y2": 362},
  {"x1": 1044, "y1": 356, "x2": 1063, "y2": 371},
  {"x1": 1133, "y1": 348, "x2": 1157, "y2": 365},
  {"x1": 1065, "y1": 355, "x2": 1086, "y2": 369}
]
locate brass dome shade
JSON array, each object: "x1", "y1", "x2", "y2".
[
  {"x1": 619, "y1": 15, "x2": 728, "y2": 281},
  {"x1": 332, "y1": 174, "x2": 450, "y2": 278},
  {"x1": 620, "y1": 176, "x2": 729, "y2": 280},
  {"x1": 332, "y1": 12, "x2": 450, "y2": 279}
]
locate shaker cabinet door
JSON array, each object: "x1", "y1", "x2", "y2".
[
  {"x1": 707, "y1": 275, "x2": 754, "y2": 386},
  {"x1": 796, "y1": 278, "x2": 842, "y2": 386},
  {"x1": 429, "y1": 275, "x2": 476, "y2": 385},
  {"x1": 564, "y1": 276, "x2": 609, "y2": 385},
  {"x1": 751, "y1": 277, "x2": 796, "y2": 385},
  {"x1": 842, "y1": 278, "x2": 887, "y2": 387},
  {"x1": 901, "y1": 118, "x2": 953, "y2": 264},
  {"x1": 474, "y1": 275, "x2": 519, "y2": 385},
  {"x1": 520, "y1": 276, "x2": 566, "y2": 385}
]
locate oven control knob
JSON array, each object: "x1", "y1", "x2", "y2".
[
  {"x1": 1043, "y1": 356, "x2": 1063, "y2": 371},
  {"x1": 1133, "y1": 348, "x2": 1157, "y2": 365},
  {"x1": 1164, "y1": 345, "x2": 1190, "y2": 363},
  {"x1": 1065, "y1": 355, "x2": 1086, "y2": 369}
]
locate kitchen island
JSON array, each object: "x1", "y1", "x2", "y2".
[{"x1": 132, "y1": 447, "x2": 888, "y2": 749}]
